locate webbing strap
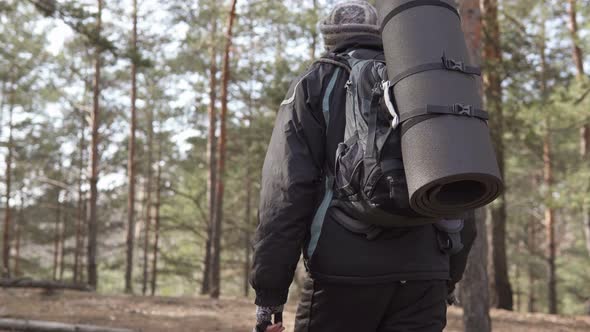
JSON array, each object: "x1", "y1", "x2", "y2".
[
  {"x1": 307, "y1": 67, "x2": 342, "y2": 258},
  {"x1": 400, "y1": 103, "x2": 489, "y2": 123},
  {"x1": 323, "y1": 68, "x2": 342, "y2": 125},
  {"x1": 389, "y1": 55, "x2": 481, "y2": 88},
  {"x1": 315, "y1": 58, "x2": 352, "y2": 74},
  {"x1": 380, "y1": 0, "x2": 460, "y2": 33},
  {"x1": 308, "y1": 176, "x2": 334, "y2": 258}
]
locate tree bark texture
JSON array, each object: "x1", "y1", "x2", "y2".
[
  {"x1": 142, "y1": 108, "x2": 154, "y2": 295},
  {"x1": 125, "y1": 0, "x2": 138, "y2": 295},
  {"x1": 88, "y1": 0, "x2": 102, "y2": 289},
  {"x1": 150, "y1": 138, "x2": 162, "y2": 296},
  {"x1": 53, "y1": 193, "x2": 62, "y2": 281},
  {"x1": 202, "y1": 9, "x2": 218, "y2": 296},
  {"x1": 568, "y1": 0, "x2": 585, "y2": 79},
  {"x1": 2, "y1": 82, "x2": 15, "y2": 279},
  {"x1": 457, "y1": 1, "x2": 492, "y2": 330},
  {"x1": 243, "y1": 97, "x2": 253, "y2": 298},
  {"x1": 462, "y1": 210, "x2": 493, "y2": 332},
  {"x1": 481, "y1": 0, "x2": 513, "y2": 311},
  {"x1": 527, "y1": 217, "x2": 537, "y2": 313},
  {"x1": 74, "y1": 112, "x2": 86, "y2": 283},
  {"x1": 210, "y1": 0, "x2": 238, "y2": 299},
  {"x1": 567, "y1": 0, "x2": 590, "y2": 259},
  {"x1": 544, "y1": 131, "x2": 557, "y2": 314},
  {"x1": 543, "y1": 130, "x2": 558, "y2": 314},
  {"x1": 59, "y1": 201, "x2": 66, "y2": 281},
  {"x1": 14, "y1": 190, "x2": 23, "y2": 277},
  {"x1": 538, "y1": 14, "x2": 558, "y2": 314},
  {"x1": 309, "y1": 0, "x2": 318, "y2": 61}
]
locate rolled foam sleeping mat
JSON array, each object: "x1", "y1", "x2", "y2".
[{"x1": 377, "y1": 0, "x2": 503, "y2": 217}]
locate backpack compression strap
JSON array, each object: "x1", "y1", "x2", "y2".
[
  {"x1": 400, "y1": 103, "x2": 489, "y2": 123},
  {"x1": 388, "y1": 53, "x2": 481, "y2": 88}
]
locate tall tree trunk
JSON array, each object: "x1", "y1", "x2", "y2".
[
  {"x1": 14, "y1": 187, "x2": 24, "y2": 277},
  {"x1": 527, "y1": 217, "x2": 537, "y2": 313},
  {"x1": 0, "y1": 80, "x2": 5, "y2": 137},
  {"x1": 568, "y1": 0, "x2": 585, "y2": 80},
  {"x1": 539, "y1": 16, "x2": 558, "y2": 314},
  {"x1": 309, "y1": 0, "x2": 318, "y2": 61},
  {"x1": 142, "y1": 109, "x2": 154, "y2": 295},
  {"x1": 514, "y1": 243, "x2": 522, "y2": 312},
  {"x1": 81, "y1": 198, "x2": 88, "y2": 283},
  {"x1": 150, "y1": 136, "x2": 162, "y2": 296},
  {"x1": 243, "y1": 94, "x2": 253, "y2": 298},
  {"x1": 544, "y1": 130, "x2": 557, "y2": 314},
  {"x1": 59, "y1": 199, "x2": 67, "y2": 281},
  {"x1": 481, "y1": 0, "x2": 513, "y2": 311},
  {"x1": 457, "y1": 1, "x2": 492, "y2": 330},
  {"x1": 2, "y1": 85, "x2": 15, "y2": 279},
  {"x1": 567, "y1": 0, "x2": 590, "y2": 258},
  {"x1": 74, "y1": 112, "x2": 86, "y2": 283},
  {"x1": 243, "y1": 225, "x2": 251, "y2": 298},
  {"x1": 202, "y1": 10, "x2": 218, "y2": 296},
  {"x1": 462, "y1": 211, "x2": 493, "y2": 332},
  {"x1": 125, "y1": 0, "x2": 138, "y2": 295},
  {"x1": 210, "y1": 0, "x2": 238, "y2": 299},
  {"x1": 53, "y1": 192, "x2": 62, "y2": 281},
  {"x1": 88, "y1": 0, "x2": 103, "y2": 289}
]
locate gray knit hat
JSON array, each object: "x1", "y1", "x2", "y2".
[{"x1": 320, "y1": 1, "x2": 380, "y2": 51}]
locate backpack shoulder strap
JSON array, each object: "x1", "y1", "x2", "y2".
[{"x1": 314, "y1": 52, "x2": 352, "y2": 74}]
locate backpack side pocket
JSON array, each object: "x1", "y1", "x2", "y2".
[{"x1": 334, "y1": 134, "x2": 364, "y2": 201}]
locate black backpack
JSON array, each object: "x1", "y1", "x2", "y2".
[{"x1": 323, "y1": 49, "x2": 439, "y2": 228}]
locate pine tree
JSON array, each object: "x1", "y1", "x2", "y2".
[
  {"x1": 567, "y1": 0, "x2": 590, "y2": 258},
  {"x1": 457, "y1": 1, "x2": 492, "y2": 330},
  {"x1": 88, "y1": 0, "x2": 103, "y2": 289},
  {"x1": 2, "y1": 81, "x2": 15, "y2": 278},
  {"x1": 125, "y1": 0, "x2": 139, "y2": 295},
  {"x1": 210, "y1": 0, "x2": 238, "y2": 299},
  {"x1": 150, "y1": 130, "x2": 163, "y2": 296},
  {"x1": 482, "y1": 0, "x2": 514, "y2": 311},
  {"x1": 142, "y1": 105, "x2": 154, "y2": 295},
  {"x1": 202, "y1": 3, "x2": 218, "y2": 297}
]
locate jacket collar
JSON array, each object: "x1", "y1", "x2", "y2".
[{"x1": 330, "y1": 35, "x2": 384, "y2": 54}]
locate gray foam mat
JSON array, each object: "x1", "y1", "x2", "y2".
[{"x1": 377, "y1": 0, "x2": 503, "y2": 217}]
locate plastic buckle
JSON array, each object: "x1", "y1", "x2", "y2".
[
  {"x1": 372, "y1": 81, "x2": 384, "y2": 95},
  {"x1": 345, "y1": 80, "x2": 352, "y2": 90},
  {"x1": 444, "y1": 58, "x2": 465, "y2": 72},
  {"x1": 454, "y1": 103, "x2": 473, "y2": 116},
  {"x1": 382, "y1": 81, "x2": 400, "y2": 129}
]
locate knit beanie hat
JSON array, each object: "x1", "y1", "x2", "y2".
[{"x1": 319, "y1": 1, "x2": 380, "y2": 51}]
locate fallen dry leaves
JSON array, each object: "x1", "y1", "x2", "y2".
[{"x1": 0, "y1": 290, "x2": 588, "y2": 332}]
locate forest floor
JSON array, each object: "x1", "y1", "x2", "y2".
[{"x1": 1, "y1": 289, "x2": 590, "y2": 332}]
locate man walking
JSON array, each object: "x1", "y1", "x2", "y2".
[{"x1": 251, "y1": 2, "x2": 476, "y2": 331}]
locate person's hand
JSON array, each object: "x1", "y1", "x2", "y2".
[
  {"x1": 254, "y1": 305, "x2": 284, "y2": 332},
  {"x1": 447, "y1": 282, "x2": 458, "y2": 306}
]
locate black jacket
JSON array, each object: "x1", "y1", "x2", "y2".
[{"x1": 250, "y1": 36, "x2": 476, "y2": 307}]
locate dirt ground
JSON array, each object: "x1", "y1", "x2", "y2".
[{"x1": 1, "y1": 289, "x2": 590, "y2": 332}]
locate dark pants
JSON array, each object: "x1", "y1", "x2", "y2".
[{"x1": 294, "y1": 278, "x2": 448, "y2": 332}]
